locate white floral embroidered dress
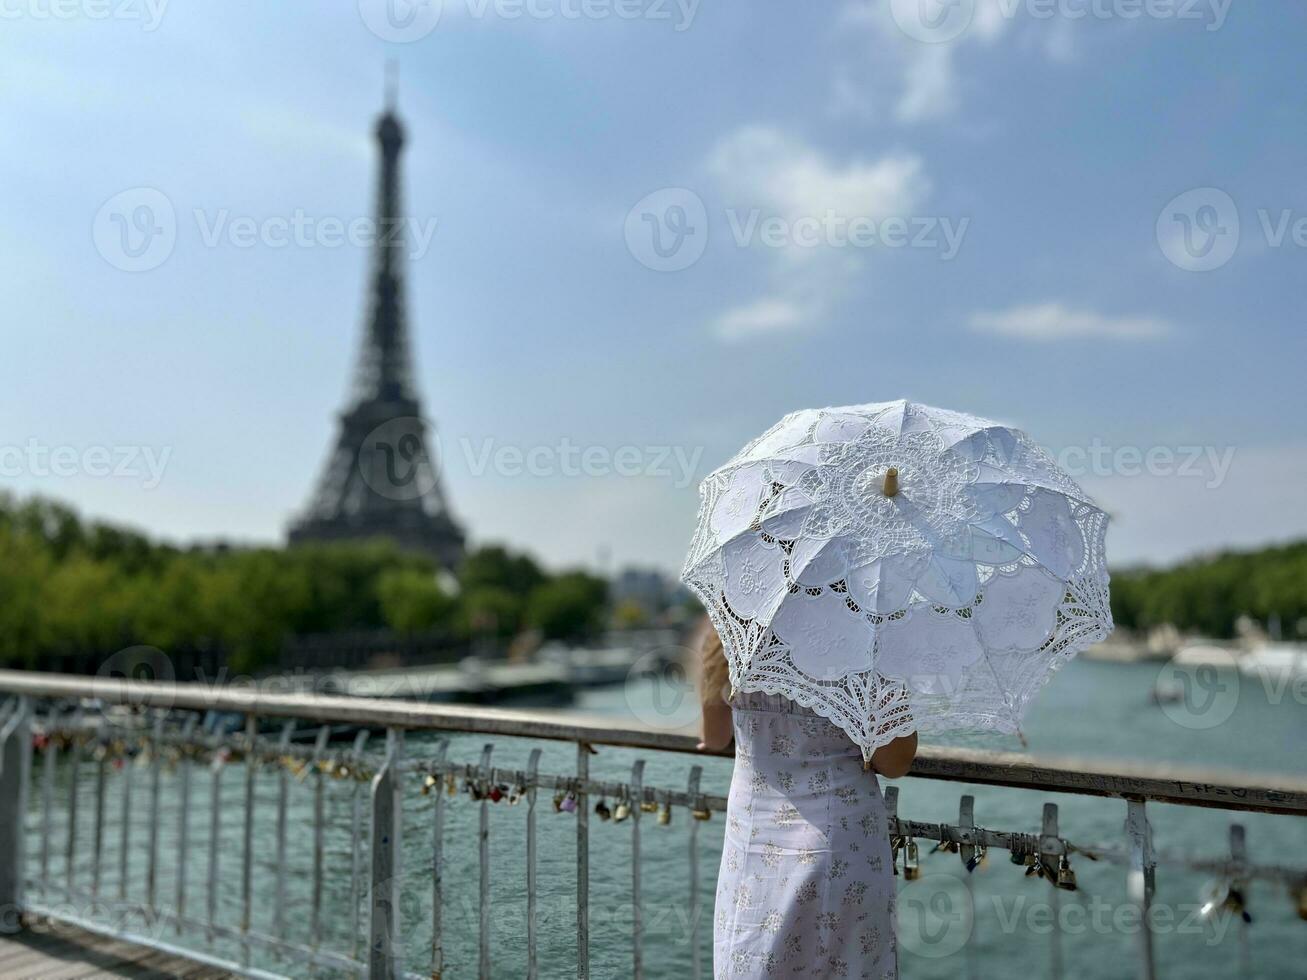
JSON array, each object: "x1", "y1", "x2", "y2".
[{"x1": 715, "y1": 691, "x2": 896, "y2": 979}]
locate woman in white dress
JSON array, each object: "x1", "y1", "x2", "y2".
[{"x1": 698, "y1": 627, "x2": 917, "y2": 979}]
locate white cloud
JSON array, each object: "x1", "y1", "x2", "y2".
[
  {"x1": 713, "y1": 297, "x2": 809, "y2": 342},
  {"x1": 705, "y1": 126, "x2": 931, "y2": 341},
  {"x1": 833, "y1": 0, "x2": 1011, "y2": 122},
  {"x1": 834, "y1": 0, "x2": 1102, "y2": 123},
  {"x1": 708, "y1": 125, "x2": 929, "y2": 227},
  {"x1": 895, "y1": 45, "x2": 959, "y2": 123},
  {"x1": 968, "y1": 303, "x2": 1174, "y2": 341}
]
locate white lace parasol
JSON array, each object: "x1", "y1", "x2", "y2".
[{"x1": 681, "y1": 399, "x2": 1113, "y2": 759}]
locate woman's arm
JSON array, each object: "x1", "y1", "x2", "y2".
[
  {"x1": 696, "y1": 624, "x2": 734, "y2": 752},
  {"x1": 699, "y1": 699, "x2": 733, "y2": 752},
  {"x1": 870, "y1": 731, "x2": 918, "y2": 779}
]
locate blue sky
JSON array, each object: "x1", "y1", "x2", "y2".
[{"x1": 2, "y1": 0, "x2": 1305, "y2": 575}]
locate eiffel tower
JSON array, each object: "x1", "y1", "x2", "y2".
[{"x1": 288, "y1": 90, "x2": 465, "y2": 568}]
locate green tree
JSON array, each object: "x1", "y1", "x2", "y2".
[
  {"x1": 0, "y1": 526, "x2": 52, "y2": 667},
  {"x1": 526, "y1": 571, "x2": 609, "y2": 642},
  {"x1": 460, "y1": 545, "x2": 545, "y2": 597},
  {"x1": 378, "y1": 568, "x2": 458, "y2": 633},
  {"x1": 460, "y1": 586, "x2": 523, "y2": 640}
]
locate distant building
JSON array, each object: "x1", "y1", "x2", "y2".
[
  {"x1": 611, "y1": 567, "x2": 674, "y2": 615},
  {"x1": 288, "y1": 97, "x2": 465, "y2": 568}
]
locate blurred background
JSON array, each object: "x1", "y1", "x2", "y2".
[
  {"x1": 2, "y1": 0, "x2": 1304, "y2": 686},
  {"x1": 2, "y1": 2, "x2": 1306, "y2": 976}
]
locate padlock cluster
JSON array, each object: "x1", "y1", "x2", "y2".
[
  {"x1": 890, "y1": 834, "x2": 1077, "y2": 892},
  {"x1": 35, "y1": 729, "x2": 209, "y2": 774},
  {"x1": 417, "y1": 766, "x2": 714, "y2": 828},
  {"x1": 419, "y1": 769, "x2": 532, "y2": 804},
  {"x1": 268, "y1": 751, "x2": 372, "y2": 783},
  {"x1": 1007, "y1": 839, "x2": 1078, "y2": 891}
]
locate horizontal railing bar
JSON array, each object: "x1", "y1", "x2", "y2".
[
  {"x1": 906, "y1": 745, "x2": 1307, "y2": 816},
  {"x1": 891, "y1": 818, "x2": 1060, "y2": 857},
  {"x1": 6, "y1": 669, "x2": 1307, "y2": 815}
]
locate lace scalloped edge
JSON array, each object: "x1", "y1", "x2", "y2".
[{"x1": 688, "y1": 577, "x2": 1113, "y2": 759}]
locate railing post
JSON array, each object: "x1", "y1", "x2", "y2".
[
  {"x1": 146, "y1": 712, "x2": 164, "y2": 921},
  {"x1": 120, "y1": 714, "x2": 139, "y2": 902},
  {"x1": 369, "y1": 727, "x2": 404, "y2": 980},
  {"x1": 1229, "y1": 824, "x2": 1251, "y2": 976},
  {"x1": 629, "y1": 758, "x2": 646, "y2": 980},
  {"x1": 91, "y1": 719, "x2": 108, "y2": 898},
  {"x1": 686, "y1": 764, "x2": 705, "y2": 980},
  {"x1": 240, "y1": 713, "x2": 257, "y2": 967},
  {"x1": 351, "y1": 729, "x2": 373, "y2": 964},
  {"x1": 576, "y1": 741, "x2": 591, "y2": 980},
  {"x1": 273, "y1": 719, "x2": 296, "y2": 941},
  {"x1": 175, "y1": 713, "x2": 198, "y2": 932},
  {"x1": 1041, "y1": 803, "x2": 1063, "y2": 980},
  {"x1": 310, "y1": 723, "x2": 332, "y2": 949},
  {"x1": 65, "y1": 712, "x2": 85, "y2": 898},
  {"x1": 0, "y1": 698, "x2": 32, "y2": 933},
  {"x1": 478, "y1": 743, "x2": 494, "y2": 980},
  {"x1": 1125, "y1": 798, "x2": 1156, "y2": 980},
  {"x1": 430, "y1": 738, "x2": 449, "y2": 979},
  {"x1": 39, "y1": 708, "x2": 59, "y2": 906},
  {"x1": 526, "y1": 747, "x2": 543, "y2": 980},
  {"x1": 206, "y1": 732, "x2": 224, "y2": 944},
  {"x1": 958, "y1": 794, "x2": 978, "y2": 980}
]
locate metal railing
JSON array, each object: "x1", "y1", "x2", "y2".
[{"x1": 1, "y1": 669, "x2": 1306, "y2": 979}]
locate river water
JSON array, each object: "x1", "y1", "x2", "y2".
[{"x1": 23, "y1": 657, "x2": 1307, "y2": 978}]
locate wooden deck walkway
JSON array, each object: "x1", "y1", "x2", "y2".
[{"x1": 0, "y1": 927, "x2": 232, "y2": 979}]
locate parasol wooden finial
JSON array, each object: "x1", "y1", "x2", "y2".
[{"x1": 883, "y1": 467, "x2": 899, "y2": 497}]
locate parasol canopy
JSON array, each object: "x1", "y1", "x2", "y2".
[{"x1": 681, "y1": 399, "x2": 1112, "y2": 760}]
